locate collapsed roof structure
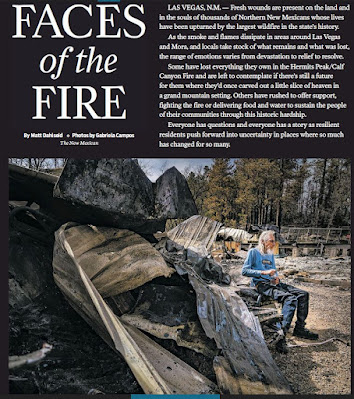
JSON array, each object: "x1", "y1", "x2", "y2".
[{"x1": 9, "y1": 159, "x2": 292, "y2": 394}]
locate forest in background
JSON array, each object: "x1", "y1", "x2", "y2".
[
  {"x1": 9, "y1": 158, "x2": 351, "y2": 228},
  {"x1": 185, "y1": 158, "x2": 350, "y2": 228}
]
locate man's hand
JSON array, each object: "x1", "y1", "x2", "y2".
[
  {"x1": 261, "y1": 269, "x2": 276, "y2": 276},
  {"x1": 272, "y1": 276, "x2": 280, "y2": 285}
]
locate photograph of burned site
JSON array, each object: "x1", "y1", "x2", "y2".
[{"x1": 9, "y1": 158, "x2": 351, "y2": 394}]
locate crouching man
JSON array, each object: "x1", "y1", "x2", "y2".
[{"x1": 242, "y1": 230, "x2": 318, "y2": 353}]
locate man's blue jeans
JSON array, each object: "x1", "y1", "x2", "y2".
[{"x1": 256, "y1": 282, "x2": 309, "y2": 332}]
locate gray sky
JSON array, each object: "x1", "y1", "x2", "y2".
[{"x1": 139, "y1": 159, "x2": 214, "y2": 181}]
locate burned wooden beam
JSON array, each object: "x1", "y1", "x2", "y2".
[
  {"x1": 295, "y1": 276, "x2": 351, "y2": 289},
  {"x1": 9, "y1": 163, "x2": 96, "y2": 228},
  {"x1": 9, "y1": 164, "x2": 58, "y2": 207}
]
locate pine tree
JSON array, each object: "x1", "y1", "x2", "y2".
[
  {"x1": 234, "y1": 159, "x2": 282, "y2": 226},
  {"x1": 204, "y1": 159, "x2": 236, "y2": 224},
  {"x1": 282, "y1": 159, "x2": 310, "y2": 225}
]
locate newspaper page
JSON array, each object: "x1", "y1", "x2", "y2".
[{"x1": 3, "y1": 0, "x2": 352, "y2": 397}]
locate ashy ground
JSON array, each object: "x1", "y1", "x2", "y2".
[
  {"x1": 273, "y1": 281, "x2": 351, "y2": 395},
  {"x1": 225, "y1": 254, "x2": 351, "y2": 395}
]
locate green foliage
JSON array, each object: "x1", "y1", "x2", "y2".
[
  {"x1": 203, "y1": 159, "x2": 236, "y2": 223},
  {"x1": 309, "y1": 158, "x2": 351, "y2": 227},
  {"x1": 185, "y1": 158, "x2": 350, "y2": 228},
  {"x1": 234, "y1": 158, "x2": 283, "y2": 226}
]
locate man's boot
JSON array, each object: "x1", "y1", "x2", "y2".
[
  {"x1": 293, "y1": 325, "x2": 319, "y2": 340},
  {"x1": 275, "y1": 336, "x2": 288, "y2": 354},
  {"x1": 274, "y1": 329, "x2": 288, "y2": 354}
]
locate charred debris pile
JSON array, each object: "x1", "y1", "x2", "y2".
[{"x1": 9, "y1": 159, "x2": 292, "y2": 394}]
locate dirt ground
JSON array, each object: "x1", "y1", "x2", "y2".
[
  {"x1": 272, "y1": 281, "x2": 351, "y2": 395},
  {"x1": 224, "y1": 254, "x2": 351, "y2": 395}
]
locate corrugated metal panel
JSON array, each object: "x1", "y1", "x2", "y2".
[
  {"x1": 54, "y1": 223, "x2": 173, "y2": 297},
  {"x1": 167, "y1": 215, "x2": 222, "y2": 251},
  {"x1": 53, "y1": 223, "x2": 218, "y2": 394},
  {"x1": 218, "y1": 227, "x2": 253, "y2": 243}
]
